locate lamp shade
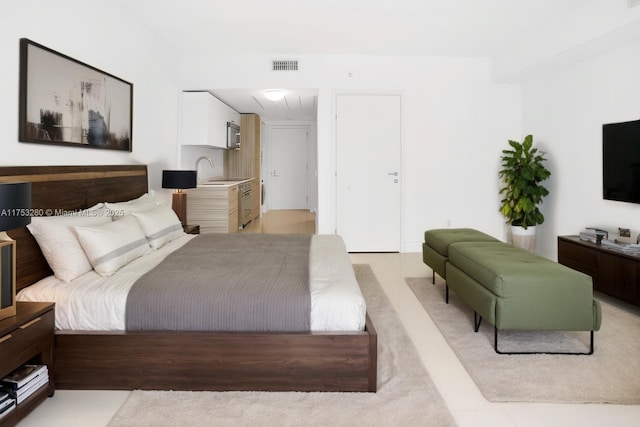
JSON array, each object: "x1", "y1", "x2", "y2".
[
  {"x1": 162, "y1": 170, "x2": 197, "y2": 190},
  {"x1": 0, "y1": 182, "x2": 32, "y2": 231}
]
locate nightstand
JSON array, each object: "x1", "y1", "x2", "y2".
[
  {"x1": 183, "y1": 224, "x2": 200, "y2": 235},
  {"x1": 0, "y1": 302, "x2": 55, "y2": 427}
]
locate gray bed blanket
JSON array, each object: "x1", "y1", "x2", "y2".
[{"x1": 125, "y1": 233, "x2": 311, "y2": 332}]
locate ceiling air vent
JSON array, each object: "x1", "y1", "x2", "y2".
[{"x1": 272, "y1": 60, "x2": 299, "y2": 71}]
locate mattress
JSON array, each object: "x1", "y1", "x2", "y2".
[{"x1": 17, "y1": 234, "x2": 366, "y2": 332}]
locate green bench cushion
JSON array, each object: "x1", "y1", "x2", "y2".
[
  {"x1": 424, "y1": 228, "x2": 498, "y2": 257},
  {"x1": 448, "y1": 241, "x2": 601, "y2": 331},
  {"x1": 448, "y1": 241, "x2": 592, "y2": 297}
]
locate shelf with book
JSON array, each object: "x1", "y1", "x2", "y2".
[{"x1": 0, "y1": 302, "x2": 54, "y2": 427}]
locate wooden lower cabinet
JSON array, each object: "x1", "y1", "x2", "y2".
[
  {"x1": 558, "y1": 236, "x2": 640, "y2": 306},
  {"x1": 225, "y1": 114, "x2": 261, "y2": 221},
  {"x1": 187, "y1": 186, "x2": 238, "y2": 233}
]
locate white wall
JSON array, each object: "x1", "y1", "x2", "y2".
[
  {"x1": 493, "y1": 1, "x2": 640, "y2": 83},
  {"x1": 1, "y1": 3, "x2": 526, "y2": 253},
  {"x1": 522, "y1": 39, "x2": 640, "y2": 260},
  {"x1": 176, "y1": 54, "x2": 522, "y2": 251},
  {"x1": 0, "y1": 0, "x2": 181, "y2": 206}
]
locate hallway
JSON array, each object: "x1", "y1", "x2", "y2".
[{"x1": 240, "y1": 209, "x2": 316, "y2": 235}]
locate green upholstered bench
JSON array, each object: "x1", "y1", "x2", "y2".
[
  {"x1": 446, "y1": 240, "x2": 602, "y2": 354},
  {"x1": 422, "y1": 228, "x2": 499, "y2": 302}
]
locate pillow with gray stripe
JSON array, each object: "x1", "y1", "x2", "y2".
[
  {"x1": 75, "y1": 215, "x2": 151, "y2": 277},
  {"x1": 132, "y1": 205, "x2": 185, "y2": 250}
]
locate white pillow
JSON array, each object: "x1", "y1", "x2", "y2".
[
  {"x1": 75, "y1": 215, "x2": 152, "y2": 277},
  {"x1": 26, "y1": 204, "x2": 112, "y2": 282},
  {"x1": 132, "y1": 205, "x2": 185, "y2": 250},
  {"x1": 105, "y1": 193, "x2": 158, "y2": 220}
]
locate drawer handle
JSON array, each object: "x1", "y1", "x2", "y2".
[
  {"x1": 19, "y1": 317, "x2": 41, "y2": 329},
  {"x1": 0, "y1": 334, "x2": 11, "y2": 343}
]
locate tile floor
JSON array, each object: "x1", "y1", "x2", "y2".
[{"x1": 18, "y1": 211, "x2": 640, "y2": 426}]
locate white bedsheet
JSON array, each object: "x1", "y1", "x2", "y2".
[{"x1": 17, "y1": 234, "x2": 366, "y2": 332}]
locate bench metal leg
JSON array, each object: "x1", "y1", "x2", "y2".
[
  {"x1": 473, "y1": 311, "x2": 482, "y2": 332},
  {"x1": 432, "y1": 272, "x2": 435, "y2": 285},
  {"x1": 445, "y1": 285, "x2": 449, "y2": 304},
  {"x1": 493, "y1": 327, "x2": 595, "y2": 355}
]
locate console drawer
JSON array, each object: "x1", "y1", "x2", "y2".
[
  {"x1": 0, "y1": 309, "x2": 54, "y2": 377},
  {"x1": 558, "y1": 239, "x2": 598, "y2": 264}
]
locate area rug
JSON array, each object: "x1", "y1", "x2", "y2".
[
  {"x1": 108, "y1": 265, "x2": 455, "y2": 427},
  {"x1": 407, "y1": 276, "x2": 640, "y2": 404}
]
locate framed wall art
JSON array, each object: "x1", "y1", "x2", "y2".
[{"x1": 18, "y1": 38, "x2": 133, "y2": 152}]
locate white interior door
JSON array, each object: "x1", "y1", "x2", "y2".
[
  {"x1": 267, "y1": 127, "x2": 309, "y2": 210},
  {"x1": 336, "y1": 94, "x2": 402, "y2": 252}
]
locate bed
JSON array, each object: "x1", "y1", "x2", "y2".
[{"x1": 1, "y1": 165, "x2": 377, "y2": 392}]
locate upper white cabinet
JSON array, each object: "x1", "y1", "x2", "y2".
[{"x1": 181, "y1": 91, "x2": 240, "y2": 149}]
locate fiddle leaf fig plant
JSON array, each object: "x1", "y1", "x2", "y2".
[{"x1": 499, "y1": 135, "x2": 551, "y2": 229}]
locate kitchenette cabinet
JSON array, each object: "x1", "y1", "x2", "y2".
[
  {"x1": 225, "y1": 113, "x2": 261, "y2": 220},
  {"x1": 186, "y1": 185, "x2": 238, "y2": 233},
  {"x1": 181, "y1": 91, "x2": 240, "y2": 149}
]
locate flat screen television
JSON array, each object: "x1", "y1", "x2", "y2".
[{"x1": 603, "y1": 118, "x2": 640, "y2": 204}]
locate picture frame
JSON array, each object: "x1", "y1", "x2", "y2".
[{"x1": 18, "y1": 38, "x2": 133, "y2": 152}]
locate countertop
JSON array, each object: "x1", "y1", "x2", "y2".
[{"x1": 196, "y1": 177, "x2": 253, "y2": 188}]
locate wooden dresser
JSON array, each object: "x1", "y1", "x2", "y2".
[{"x1": 558, "y1": 236, "x2": 640, "y2": 307}]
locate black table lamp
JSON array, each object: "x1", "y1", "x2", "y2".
[
  {"x1": 0, "y1": 182, "x2": 32, "y2": 320},
  {"x1": 162, "y1": 170, "x2": 197, "y2": 226}
]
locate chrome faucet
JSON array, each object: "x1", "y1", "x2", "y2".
[{"x1": 195, "y1": 156, "x2": 214, "y2": 182}]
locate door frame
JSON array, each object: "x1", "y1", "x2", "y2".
[
  {"x1": 264, "y1": 123, "x2": 315, "y2": 212},
  {"x1": 332, "y1": 91, "x2": 405, "y2": 251}
]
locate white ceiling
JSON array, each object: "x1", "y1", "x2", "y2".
[
  {"x1": 112, "y1": 0, "x2": 622, "y2": 121},
  {"x1": 210, "y1": 88, "x2": 318, "y2": 122},
  {"x1": 116, "y1": 0, "x2": 588, "y2": 57}
]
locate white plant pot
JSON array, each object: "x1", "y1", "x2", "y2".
[{"x1": 511, "y1": 225, "x2": 536, "y2": 252}]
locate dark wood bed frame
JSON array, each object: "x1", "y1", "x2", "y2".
[{"x1": 1, "y1": 165, "x2": 377, "y2": 392}]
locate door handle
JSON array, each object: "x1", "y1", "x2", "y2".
[
  {"x1": 387, "y1": 172, "x2": 398, "y2": 176},
  {"x1": 272, "y1": 170, "x2": 279, "y2": 177}
]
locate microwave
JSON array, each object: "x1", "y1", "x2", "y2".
[{"x1": 227, "y1": 122, "x2": 240, "y2": 149}]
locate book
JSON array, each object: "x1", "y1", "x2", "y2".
[
  {"x1": 0, "y1": 365, "x2": 49, "y2": 405},
  {"x1": 0, "y1": 400, "x2": 16, "y2": 421},
  {"x1": 0, "y1": 396, "x2": 14, "y2": 412},
  {"x1": 0, "y1": 375, "x2": 49, "y2": 405},
  {"x1": 15, "y1": 375, "x2": 48, "y2": 404},
  {"x1": 0, "y1": 365, "x2": 47, "y2": 390}
]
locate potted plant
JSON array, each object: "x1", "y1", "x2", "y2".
[{"x1": 498, "y1": 134, "x2": 551, "y2": 251}]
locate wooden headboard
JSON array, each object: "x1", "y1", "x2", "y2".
[{"x1": 0, "y1": 165, "x2": 148, "y2": 291}]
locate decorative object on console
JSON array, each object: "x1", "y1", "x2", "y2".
[
  {"x1": 580, "y1": 228, "x2": 608, "y2": 245},
  {"x1": 162, "y1": 170, "x2": 197, "y2": 226},
  {"x1": 18, "y1": 38, "x2": 133, "y2": 152},
  {"x1": 498, "y1": 134, "x2": 551, "y2": 251},
  {"x1": 0, "y1": 182, "x2": 31, "y2": 320}
]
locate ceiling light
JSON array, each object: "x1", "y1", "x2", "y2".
[{"x1": 264, "y1": 90, "x2": 284, "y2": 101}]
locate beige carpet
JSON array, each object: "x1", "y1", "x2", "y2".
[
  {"x1": 407, "y1": 276, "x2": 640, "y2": 404},
  {"x1": 108, "y1": 265, "x2": 455, "y2": 427}
]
